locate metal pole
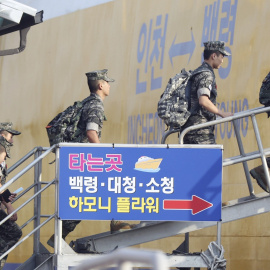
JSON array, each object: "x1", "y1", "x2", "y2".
[
  {"x1": 33, "y1": 147, "x2": 42, "y2": 254},
  {"x1": 251, "y1": 114, "x2": 270, "y2": 191},
  {"x1": 232, "y1": 120, "x2": 255, "y2": 196},
  {"x1": 55, "y1": 147, "x2": 62, "y2": 256},
  {"x1": 216, "y1": 222, "x2": 222, "y2": 247},
  {"x1": 161, "y1": 127, "x2": 190, "y2": 263}
]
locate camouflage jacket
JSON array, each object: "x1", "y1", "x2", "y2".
[
  {"x1": 0, "y1": 161, "x2": 7, "y2": 185},
  {"x1": 183, "y1": 62, "x2": 217, "y2": 132},
  {"x1": 77, "y1": 93, "x2": 105, "y2": 143}
]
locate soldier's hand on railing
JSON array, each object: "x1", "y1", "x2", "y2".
[
  {"x1": 219, "y1": 111, "x2": 234, "y2": 118},
  {"x1": 199, "y1": 96, "x2": 234, "y2": 119}
]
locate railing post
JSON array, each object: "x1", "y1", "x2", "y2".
[
  {"x1": 161, "y1": 128, "x2": 191, "y2": 268},
  {"x1": 232, "y1": 120, "x2": 255, "y2": 196},
  {"x1": 0, "y1": 146, "x2": 56, "y2": 263},
  {"x1": 33, "y1": 147, "x2": 43, "y2": 254},
  {"x1": 216, "y1": 221, "x2": 222, "y2": 247},
  {"x1": 54, "y1": 146, "x2": 62, "y2": 255},
  {"x1": 251, "y1": 114, "x2": 270, "y2": 191}
]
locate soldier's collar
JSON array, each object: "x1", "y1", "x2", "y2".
[{"x1": 90, "y1": 92, "x2": 103, "y2": 102}]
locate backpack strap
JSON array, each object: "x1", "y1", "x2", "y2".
[
  {"x1": 191, "y1": 67, "x2": 213, "y2": 77},
  {"x1": 187, "y1": 68, "x2": 215, "y2": 116}
]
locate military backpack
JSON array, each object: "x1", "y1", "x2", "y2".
[
  {"x1": 46, "y1": 96, "x2": 91, "y2": 146},
  {"x1": 157, "y1": 68, "x2": 208, "y2": 130}
]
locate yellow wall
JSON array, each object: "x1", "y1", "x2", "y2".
[{"x1": 1, "y1": 0, "x2": 270, "y2": 268}]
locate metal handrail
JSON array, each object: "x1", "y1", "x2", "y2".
[
  {"x1": 7, "y1": 147, "x2": 51, "y2": 174},
  {"x1": 178, "y1": 106, "x2": 270, "y2": 144},
  {"x1": 0, "y1": 214, "x2": 55, "y2": 261},
  {"x1": 162, "y1": 106, "x2": 270, "y2": 197},
  {"x1": 161, "y1": 106, "x2": 270, "y2": 144},
  {"x1": 0, "y1": 145, "x2": 55, "y2": 193},
  {"x1": 0, "y1": 178, "x2": 56, "y2": 226},
  {"x1": 0, "y1": 145, "x2": 56, "y2": 261},
  {"x1": 223, "y1": 148, "x2": 270, "y2": 167},
  {"x1": 7, "y1": 147, "x2": 41, "y2": 174}
]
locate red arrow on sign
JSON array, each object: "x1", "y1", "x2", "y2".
[{"x1": 163, "y1": 195, "x2": 213, "y2": 215}]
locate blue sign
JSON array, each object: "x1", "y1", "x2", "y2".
[{"x1": 58, "y1": 144, "x2": 222, "y2": 221}]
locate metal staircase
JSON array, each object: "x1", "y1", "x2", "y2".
[{"x1": 0, "y1": 106, "x2": 270, "y2": 269}]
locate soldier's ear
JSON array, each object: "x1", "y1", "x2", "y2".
[
  {"x1": 98, "y1": 80, "x2": 106, "y2": 90},
  {"x1": 213, "y1": 52, "x2": 219, "y2": 60},
  {"x1": 97, "y1": 82, "x2": 103, "y2": 90}
]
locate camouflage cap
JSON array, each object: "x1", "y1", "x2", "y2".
[
  {"x1": 0, "y1": 136, "x2": 13, "y2": 158},
  {"x1": 85, "y1": 69, "x2": 115, "y2": 82},
  {"x1": 203, "y1": 41, "x2": 231, "y2": 56},
  {"x1": 0, "y1": 122, "x2": 21, "y2": 135}
]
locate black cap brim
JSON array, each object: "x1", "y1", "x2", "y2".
[{"x1": 219, "y1": 49, "x2": 231, "y2": 56}]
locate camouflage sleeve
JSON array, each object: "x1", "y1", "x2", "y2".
[
  {"x1": 0, "y1": 162, "x2": 7, "y2": 185},
  {"x1": 194, "y1": 71, "x2": 215, "y2": 98},
  {"x1": 0, "y1": 167, "x2": 3, "y2": 186},
  {"x1": 82, "y1": 106, "x2": 104, "y2": 131},
  {"x1": 86, "y1": 122, "x2": 99, "y2": 132}
]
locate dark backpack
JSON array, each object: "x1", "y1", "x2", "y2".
[
  {"x1": 46, "y1": 96, "x2": 91, "y2": 146},
  {"x1": 157, "y1": 68, "x2": 208, "y2": 129}
]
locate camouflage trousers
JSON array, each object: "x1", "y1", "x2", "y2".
[
  {"x1": 62, "y1": 220, "x2": 81, "y2": 233},
  {"x1": 183, "y1": 128, "x2": 216, "y2": 145},
  {"x1": 0, "y1": 255, "x2": 7, "y2": 270},
  {"x1": 0, "y1": 209, "x2": 22, "y2": 269}
]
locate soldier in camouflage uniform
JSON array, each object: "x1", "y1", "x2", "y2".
[
  {"x1": 0, "y1": 122, "x2": 21, "y2": 186},
  {"x1": 250, "y1": 72, "x2": 270, "y2": 192},
  {"x1": 182, "y1": 41, "x2": 233, "y2": 144},
  {"x1": 0, "y1": 137, "x2": 22, "y2": 270},
  {"x1": 77, "y1": 69, "x2": 114, "y2": 143},
  {"x1": 47, "y1": 69, "x2": 133, "y2": 247}
]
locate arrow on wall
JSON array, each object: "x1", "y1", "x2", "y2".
[
  {"x1": 163, "y1": 195, "x2": 213, "y2": 215},
  {"x1": 169, "y1": 31, "x2": 196, "y2": 66}
]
